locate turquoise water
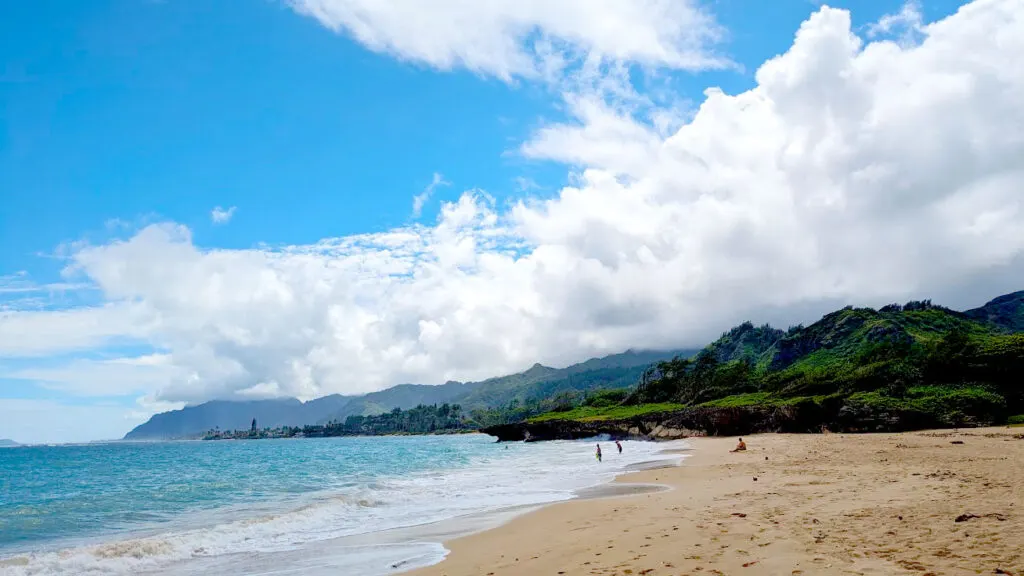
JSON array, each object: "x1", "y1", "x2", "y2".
[
  {"x1": 1, "y1": 437, "x2": 476, "y2": 551},
  {"x1": 0, "y1": 435, "x2": 680, "y2": 575}
]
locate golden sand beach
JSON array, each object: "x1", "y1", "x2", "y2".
[{"x1": 407, "y1": 428, "x2": 1023, "y2": 576}]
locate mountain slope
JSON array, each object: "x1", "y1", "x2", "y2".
[
  {"x1": 321, "y1": 349, "x2": 695, "y2": 423},
  {"x1": 0, "y1": 439, "x2": 20, "y2": 448},
  {"x1": 765, "y1": 302, "x2": 990, "y2": 372},
  {"x1": 704, "y1": 322, "x2": 784, "y2": 366},
  {"x1": 317, "y1": 381, "x2": 480, "y2": 424},
  {"x1": 625, "y1": 293, "x2": 1024, "y2": 426}
]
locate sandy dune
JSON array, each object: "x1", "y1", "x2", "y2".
[{"x1": 407, "y1": 427, "x2": 1023, "y2": 575}]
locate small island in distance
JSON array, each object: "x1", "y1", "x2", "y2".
[
  {"x1": 0, "y1": 439, "x2": 21, "y2": 448},
  {"x1": 197, "y1": 290, "x2": 1024, "y2": 442}
]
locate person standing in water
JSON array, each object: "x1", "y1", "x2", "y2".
[
  {"x1": 615, "y1": 440, "x2": 622, "y2": 454},
  {"x1": 595, "y1": 444, "x2": 602, "y2": 462}
]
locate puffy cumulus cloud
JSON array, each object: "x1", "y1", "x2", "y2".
[
  {"x1": 288, "y1": 0, "x2": 727, "y2": 81},
  {"x1": 518, "y1": 0, "x2": 1024, "y2": 304},
  {"x1": 62, "y1": 197, "x2": 546, "y2": 402},
  {"x1": 8, "y1": 0, "x2": 1024, "y2": 408}
]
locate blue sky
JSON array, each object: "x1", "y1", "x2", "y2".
[
  {"x1": 2, "y1": 0, "x2": 962, "y2": 270},
  {"x1": 3, "y1": 0, "x2": 1018, "y2": 443}
]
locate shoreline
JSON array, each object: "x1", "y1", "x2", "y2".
[
  {"x1": 382, "y1": 439, "x2": 698, "y2": 576},
  {"x1": 404, "y1": 427, "x2": 1024, "y2": 576}
]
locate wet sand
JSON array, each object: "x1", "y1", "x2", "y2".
[{"x1": 406, "y1": 427, "x2": 1024, "y2": 575}]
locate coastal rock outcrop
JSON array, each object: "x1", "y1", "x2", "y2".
[
  {"x1": 481, "y1": 401, "x2": 998, "y2": 442},
  {"x1": 483, "y1": 406, "x2": 799, "y2": 442}
]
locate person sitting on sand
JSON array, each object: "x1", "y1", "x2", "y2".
[
  {"x1": 596, "y1": 444, "x2": 602, "y2": 462},
  {"x1": 730, "y1": 438, "x2": 747, "y2": 453}
]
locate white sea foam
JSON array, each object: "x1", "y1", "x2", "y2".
[{"x1": 1, "y1": 438, "x2": 687, "y2": 576}]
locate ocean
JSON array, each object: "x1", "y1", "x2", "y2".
[{"x1": 0, "y1": 435, "x2": 684, "y2": 575}]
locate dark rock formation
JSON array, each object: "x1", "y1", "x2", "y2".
[
  {"x1": 483, "y1": 406, "x2": 814, "y2": 442},
  {"x1": 482, "y1": 402, "x2": 992, "y2": 442}
]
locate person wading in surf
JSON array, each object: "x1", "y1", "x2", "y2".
[{"x1": 595, "y1": 444, "x2": 602, "y2": 462}]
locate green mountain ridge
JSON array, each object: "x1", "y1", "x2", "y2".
[{"x1": 614, "y1": 293, "x2": 1024, "y2": 429}]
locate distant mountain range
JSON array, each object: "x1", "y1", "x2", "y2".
[
  {"x1": 123, "y1": 395, "x2": 353, "y2": 441},
  {"x1": 124, "y1": 349, "x2": 696, "y2": 440},
  {"x1": 963, "y1": 290, "x2": 1024, "y2": 332},
  {"x1": 0, "y1": 439, "x2": 20, "y2": 448}
]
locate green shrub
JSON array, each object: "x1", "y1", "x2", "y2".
[
  {"x1": 699, "y1": 392, "x2": 773, "y2": 408},
  {"x1": 1008, "y1": 414, "x2": 1024, "y2": 425},
  {"x1": 528, "y1": 403, "x2": 685, "y2": 423},
  {"x1": 845, "y1": 386, "x2": 1006, "y2": 426},
  {"x1": 582, "y1": 388, "x2": 630, "y2": 408}
]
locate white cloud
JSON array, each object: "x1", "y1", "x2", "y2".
[
  {"x1": 4, "y1": 354, "x2": 186, "y2": 398},
  {"x1": 211, "y1": 206, "x2": 237, "y2": 224},
  {"x1": 288, "y1": 0, "x2": 728, "y2": 82},
  {"x1": 0, "y1": 272, "x2": 91, "y2": 297},
  {"x1": 412, "y1": 173, "x2": 450, "y2": 218},
  {"x1": 0, "y1": 304, "x2": 150, "y2": 356},
  {"x1": 5, "y1": 0, "x2": 1024, "y2": 413},
  {"x1": 868, "y1": 0, "x2": 925, "y2": 45},
  {"x1": 514, "y1": 177, "x2": 540, "y2": 193},
  {"x1": 0, "y1": 273, "x2": 95, "y2": 312},
  {"x1": 521, "y1": 94, "x2": 664, "y2": 176}
]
